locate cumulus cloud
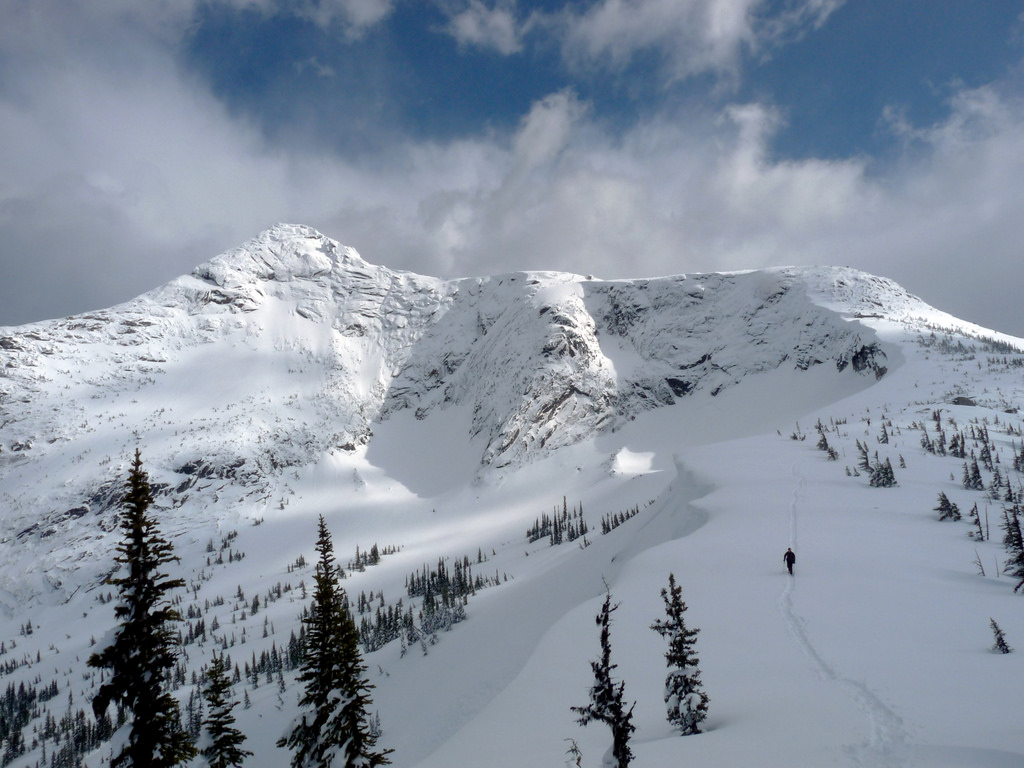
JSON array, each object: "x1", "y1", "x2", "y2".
[
  {"x1": 364, "y1": 82, "x2": 1024, "y2": 335},
  {"x1": 445, "y1": 1, "x2": 526, "y2": 55},
  {"x1": 3, "y1": 0, "x2": 1024, "y2": 336},
  {"x1": 393, "y1": 98, "x2": 865, "y2": 280}
]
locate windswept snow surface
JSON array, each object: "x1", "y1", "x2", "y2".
[{"x1": 1, "y1": 225, "x2": 1024, "y2": 767}]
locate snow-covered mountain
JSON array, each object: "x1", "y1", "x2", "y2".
[{"x1": 2, "y1": 224, "x2": 1023, "y2": 767}]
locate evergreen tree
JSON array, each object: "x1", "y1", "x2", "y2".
[
  {"x1": 990, "y1": 619, "x2": 1013, "y2": 654},
  {"x1": 968, "y1": 458, "x2": 984, "y2": 491},
  {"x1": 202, "y1": 653, "x2": 252, "y2": 768},
  {"x1": 968, "y1": 502, "x2": 984, "y2": 540},
  {"x1": 920, "y1": 426, "x2": 934, "y2": 454},
  {"x1": 989, "y1": 466, "x2": 1005, "y2": 500},
  {"x1": 856, "y1": 440, "x2": 872, "y2": 473},
  {"x1": 869, "y1": 456, "x2": 897, "y2": 487},
  {"x1": 981, "y1": 441, "x2": 994, "y2": 471},
  {"x1": 87, "y1": 449, "x2": 195, "y2": 767},
  {"x1": 649, "y1": 573, "x2": 709, "y2": 735},
  {"x1": 278, "y1": 516, "x2": 392, "y2": 768},
  {"x1": 1000, "y1": 503, "x2": 1024, "y2": 592},
  {"x1": 814, "y1": 422, "x2": 838, "y2": 460},
  {"x1": 572, "y1": 589, "x2": 635, "y2": 768},
  {"x1": 815, "y1": 421, "x2": 830, "y2": 452},
  {"x1": 934, "y1": 492, "x2": 961, "y2": 522}
]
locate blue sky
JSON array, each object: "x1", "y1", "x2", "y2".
[{"x1": 2, "y1": 0, "x2": 1024, "y2": 335}]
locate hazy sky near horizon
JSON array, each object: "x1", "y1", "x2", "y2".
[{"x1": 2, "y1": 1, "x2": 1024, "y2": 335}]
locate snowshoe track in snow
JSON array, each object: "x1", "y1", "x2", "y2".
[{"x1": 779, "y1": 462, "x2": 909, "y2": 767}]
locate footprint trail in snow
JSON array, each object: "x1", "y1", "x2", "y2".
[{"x1": 778, "y1": 462, "x2": 910, "y2": 767}]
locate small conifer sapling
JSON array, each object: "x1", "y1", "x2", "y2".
[{"x1": 990, "y1": 619, "x2": 1013, "y2": 654}]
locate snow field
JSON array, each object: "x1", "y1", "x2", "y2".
[
  {"x1": 10, "y1": 355, "x2": 1023, "y2": 768},
  {"x1": 3, "y1": 229, "x2": 1024, "y2": 767}
]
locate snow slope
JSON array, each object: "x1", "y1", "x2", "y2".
[{"x1": 1, "y1": 225, "x2": 1023, "y2": 767}]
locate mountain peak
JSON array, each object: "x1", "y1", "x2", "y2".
[
  {"x1": 172, "y1": 223, "x2": 384, "y2": 315},
  {"x1": 194, "y1": 223, "x2": 365, "y2": 285},
  {"x1": 1, "y1": 226, "x2": 1018, "y2": 611}
]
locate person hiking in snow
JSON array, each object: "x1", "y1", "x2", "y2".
[{"x1": 784, "y1": 547, "x2": 796, "y2": 575}]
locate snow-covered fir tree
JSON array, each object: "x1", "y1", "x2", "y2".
[
  {"x1": 964, "y1": 458, "x2": 985, "y2": 491},
  {"x1": 649, "y1": 573, "x2": 709, "y2": 735},
  {"x1": 856, "y1": 441, "x2": 896, "y2": 486},
  {"x1": 87, "y1": 449, "x2": 196, "y2": 767},
  {"x1": 278, "y1": 516, "x2": 392, "y2": 767},
  {"x1": 934, "y1": 492, "x2": 961, "y2": 522},
  {"x1": 572, "y1": 589, "x2": 635, "y2": 768},
  {"x1": 869, "y1": 455, "x2": 897, "y2": 487},
  {"x1": 814, "y1": 420, "x2": 839, "y2": 460}
]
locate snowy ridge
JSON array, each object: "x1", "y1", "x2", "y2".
[
  {"x1": 2, "y1": 225, "x2": 1024, "y2": 767},
  {"x1": 0, "y1": 227, "x2": 894, "y2": 596},
  {"x1": 0, "y1": 224, "x2": 985, "y2": 609}
]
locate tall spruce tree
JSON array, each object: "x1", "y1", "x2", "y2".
[
  {"x1": 572, "y1": 589, "x2": 636, "y2": 768},
  {"x1": 202, "y1": 652, "x2": 252, "y2": 768},
  {"x1": 88, "y1": 449, "x2": 195, "y2": 767},
  {"x1": 650, "y1": 573, "x2": 709, "y2": 735},
  {"x1": 278, "y1": 516, "x2": 392, "y2": 768}
]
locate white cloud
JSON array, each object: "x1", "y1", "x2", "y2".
[
  {"x1": 3, "y1": 0, "x2": 1024, "y2": 338},
  {"x1": 560, "y1": 0, "x2": 844, "y2": 82},
  {"x1": 711, "y1": 103, "x2": 869, "y2": 231},
  {"x1": 357, "y1": 83, "x2": 1024, "y2": 337},
  {"x1": 446, "y1": 1, "x2": 525, "y2": 55},
  {"x1": 294, "y1": 0, "x2": 396, "y2": 35},
  {"x1": 755, "y1": 0, "x2": 844, "y2": 50},
  {"x1": 6, "y1": 45, "x2": 1024, "y2": 333},
  {"x1": 512, "y1": 91, "x2": 586, "y2": 169}
]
